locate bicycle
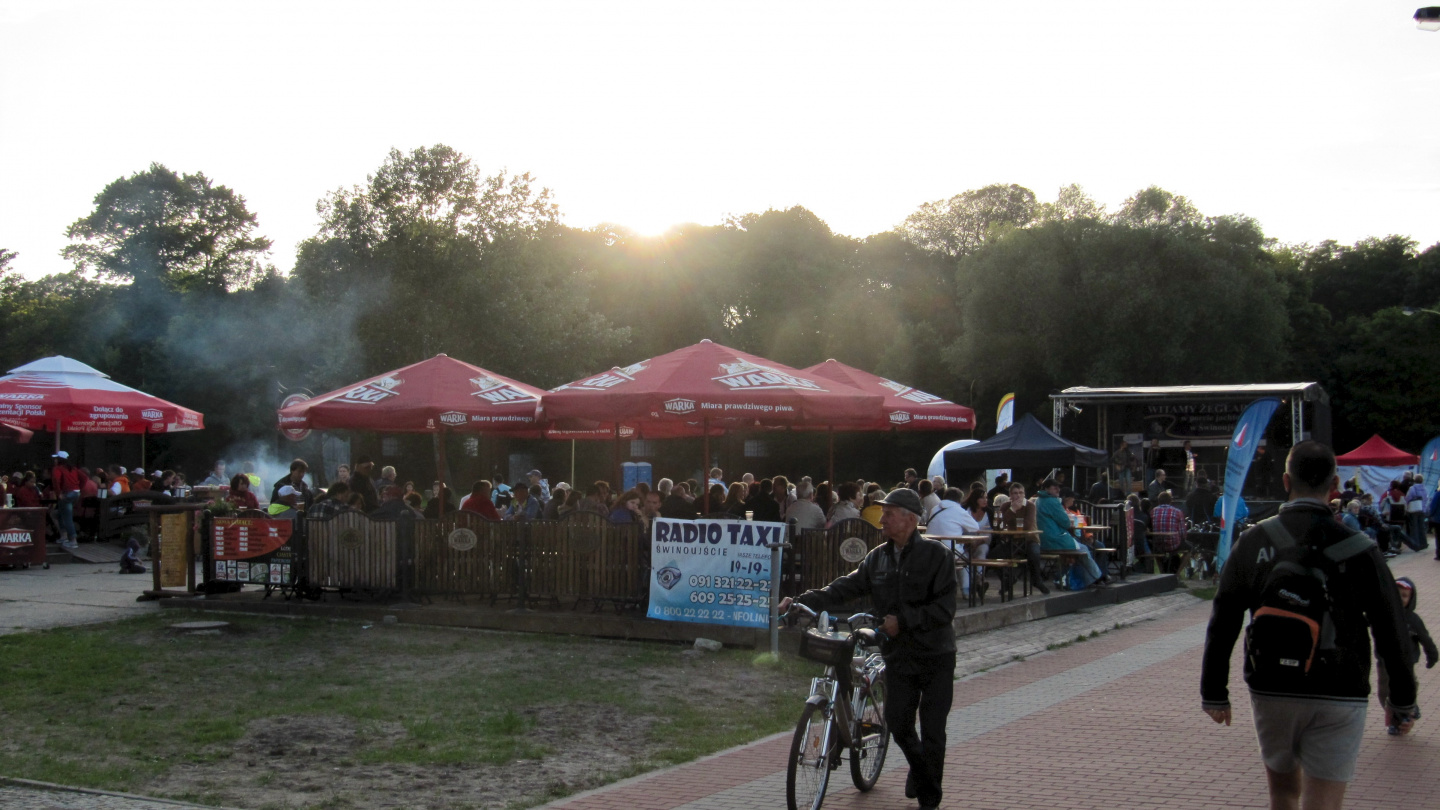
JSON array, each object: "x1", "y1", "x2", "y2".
[{"x1": 784, "y1": 603, "x2": 889, "y2": 810}]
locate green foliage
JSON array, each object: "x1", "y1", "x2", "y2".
[
  {"x1": 946, "y1": 212, "x2": 1288, "y2": 429},
  {"x1": 63, "y1": 163, "x2": 272, "y2": 293},
  {"x1": 4, "y1": 162, "x2": 1440, "y2": 472},
  {"x1": 900, "y1": 183, "x2": 1038, "y2": 257}
]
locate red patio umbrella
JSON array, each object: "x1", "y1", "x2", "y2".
[
  {"x1": 0, "y1": 356, "x2": 204, "y2": 454},
  {"x1": 277, "y1": 354, "x2": 547, "y2": 433},
  {"x1": 801, "y1": 359, "x2": 975, "y2": 431},
  {"x1": 277, "y1": 355, "x2": 556, "y2": 509},
  {"x1": 544, "y1": 340, "x2": 884, "y2": 503},
  {"x1": 801, "y1": 359, "x2": 975, "y2": 483}
]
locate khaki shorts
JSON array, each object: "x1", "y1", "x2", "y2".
[{"x1": 1249, "y1": 694, "x2": 1367, "y2": 782}]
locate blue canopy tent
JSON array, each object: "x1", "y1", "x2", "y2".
[{"x1": 944, "y1": 413, "x2": 1108, "y2": 478}]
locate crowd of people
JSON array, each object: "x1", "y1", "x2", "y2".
[{"x1": 1, "y1": 450, "x2": 201, "y2": 550}]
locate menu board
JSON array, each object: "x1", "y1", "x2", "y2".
[
  {"x1": 158, "y1": 512, "x2": 191, "y2": 588},
  {"x1": 210, "y1": 517, "x2": 296, "y2": 586}
]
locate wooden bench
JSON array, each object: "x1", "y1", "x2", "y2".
[
  {"x1": 970, "y1": 558, "x2": 1025, "y2": 602},
  {"x1": 1136, "y1": 549, "x2": 1190, "y2": 575},
  {"x1": 1042, "y1": 549, "x2": 1093, "y2": 589}
]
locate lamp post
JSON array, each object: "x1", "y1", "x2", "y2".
[
  {"x1": 1418, "y1": 7, "x2": 1440, "y2": 30},
  {"x1": 1402, "y1": 306, "x2": 1440, "y2": 317}
]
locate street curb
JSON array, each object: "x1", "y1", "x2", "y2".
[
  {"x1": 529, "y1": 730, "x2": 792, "y2": 810},
  {"x1": 0, "y1": 776, "x2": 246, "y2": 809}
]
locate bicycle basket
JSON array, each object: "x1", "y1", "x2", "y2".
[{"x1": 799, "y1": 628, "x2": 854, "y2": 666}]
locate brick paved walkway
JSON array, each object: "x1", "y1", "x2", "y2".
[{"x1": 542, "y1": 552, "x2": 1440, "y2": 810}]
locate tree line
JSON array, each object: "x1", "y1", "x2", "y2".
[{"x1": 2, "y1": 144, "x2": 1438, "y2": 471}]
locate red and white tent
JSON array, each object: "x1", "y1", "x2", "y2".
[
  {"x1": 0, "y1": 356, "x2": 204, "y2": 443},
  {"x1": 1335, "y1": 434, "x2": 1419, "y2": 502}
]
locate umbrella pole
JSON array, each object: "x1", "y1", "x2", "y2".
[
  {"x1": 702, "y1": 418, "x2": 710, "y2": 514},
  {"x1": 613, "y1": 425, "x2": 621, "y2": 493},
  {"x1": 435, "y1": 428, "x2": 448, "y2": 512},
  {"x1": 54, "y1": 420, "x2": 60, "y2": 456},
  {"x1": 570, "y1": 439, "x2": 576, "y2": 489},
  {"x1": 828, "y1": 427, "x2": 835, "y2": 486}
]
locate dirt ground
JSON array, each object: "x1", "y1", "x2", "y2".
[{"x1": 129, "y1": 633, "x2": 800, "y2": 810}]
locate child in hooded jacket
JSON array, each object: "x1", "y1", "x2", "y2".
[{"x1": 1378, "y1": 577, "x2": 1437, "y2": 734}]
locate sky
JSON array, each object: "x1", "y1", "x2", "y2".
[{"x1": 2, "y1": 0, "x2": 1438, "y2": 280}]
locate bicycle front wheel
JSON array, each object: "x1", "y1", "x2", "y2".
[
  {"x1": 849, "y1": 678, "x2": 888, "y2": 791},
  {"x1": 787, "y1": 702, "x2": 834, "y2": 810}
]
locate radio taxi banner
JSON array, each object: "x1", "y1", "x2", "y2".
[{"x1": 647, "y1": 518, "x2": 784, "y2": 628}]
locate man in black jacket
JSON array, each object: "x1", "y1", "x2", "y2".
[
  {"x1": 1201, "y1": 441, "x2": 1417, "y2": 810},
  {"x1": 780, "y1": 488, "x2": 956, "y2": 810}
]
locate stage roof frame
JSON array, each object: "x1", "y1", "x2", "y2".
[{"x1": 1051, "y1": 382, "x2": 1327, "y2": 405}]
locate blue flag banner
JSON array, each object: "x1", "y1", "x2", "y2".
[
  {"x1": 1217, "y1": 397, "x2": 1282, "y2": 570},
  {"x1": 1419, "y1": 437, "x2": 1440, "y2": 501}
]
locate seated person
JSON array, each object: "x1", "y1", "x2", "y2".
[
  {"x1": 14, "y1": 472, "x2": 42, "y2": 507},
  {"x1": 660, "y1": 481, "x2": 698, "y2": 520},
  {"x1": 307, "y1": 481, "x2": 351, "y2": 519},
  {"x1": 997, "y1": 482, "x2": 1051, "y2": 595},
  {"x1": 1035, "y1": 478, "x2": 1106, "y2": 589},
  {"x1": 608, "y1": 489, "x2": 644, "y2": 524},
  {"x1": 106, "y1": 465, "x2": 130, "y2": 496},
  {"x1": 505, "y1": 484, "x2": 542, "y2": 521},
  {"x1": 371, "y1": 485, "x2": 421, "y2": 520},
  {"x1": 1147, "y1": 491, "x2": 1187, "y2": 554},
  {"x1": 118, "y1": 534, "x2": 146, "y2": 574},
  {"x1": 227, "y1": 474, "x2": 261, "y2": 511},
  {"x1": 927, "y1": 487, "x2": 983, "y2": 597},
  {"x1": 461, "y1": 481, "x2": 500, "y2": 521},
  {"x1": 424, "y1": 484, "x2": 459, "y2": 518},
  {"x1": 267, "y1": 486, "x2": 300, "y2": 517}
]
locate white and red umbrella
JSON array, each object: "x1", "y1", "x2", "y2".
[{"x1": 0, "y1": 357, "x2": 204, "y2": 449}]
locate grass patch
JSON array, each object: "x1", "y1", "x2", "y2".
[
  {"x1": 0, "y1": 611, "x2": 821, "y2": 807},
  {"x1": 1188, "y1": 587, "x2": 1218, "y2": 600}
]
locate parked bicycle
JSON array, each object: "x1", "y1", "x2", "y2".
[{"x1": 784, "y1": 603, "x2": 889, "y2": 810}]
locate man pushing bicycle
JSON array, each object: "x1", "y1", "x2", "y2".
[{"x1": 780, "y1": 487, "x2": 957, "y2": 810}]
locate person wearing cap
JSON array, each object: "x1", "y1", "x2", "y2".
[
  {"x1": 50, "y1": 451, "x2": 84, "y2": 549},
  {"x1": 779, "y1": 486, "x2": 957, "y2": 810},
  {"x1": 271, "y1": 459, "x2": 314, "y2": 510},
  {"x1": 267, "y1": 485, "x2": 300, "y2": 516}
]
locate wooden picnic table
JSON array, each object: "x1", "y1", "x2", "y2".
[{"x1": 925, "y1": 534, "x2": 993, "y2": 606}]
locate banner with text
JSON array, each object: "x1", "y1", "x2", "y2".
[{"x1": 648, "y1": 518, "x2": 785, "y2": 628}]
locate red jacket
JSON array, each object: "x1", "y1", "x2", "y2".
[
  {"x1": 462, "y1": 497, "x2": 501, "y2": 521},
  {"x1": 51, "y1": 464, "x2": 84, "y2": 494}
]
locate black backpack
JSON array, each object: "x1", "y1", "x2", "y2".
[{"x1": 1244, "y1": 517, "x2": 1373, "y2": 689}]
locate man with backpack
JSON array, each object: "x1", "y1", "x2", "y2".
[{"x1": 1201, "y1": 441, "x2": 1418, "y2": 810}]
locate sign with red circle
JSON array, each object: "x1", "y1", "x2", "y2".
[{"x1": 280, "y1": 393, "x2": 311, "y2": 441}]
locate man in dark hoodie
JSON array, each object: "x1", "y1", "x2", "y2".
[
  {"x1": 1202, "y1": 441, "x2": 1419, "y2": 809},
  {"x1": 1378, "y1": 577, "x2": 1437, "y2": 734}
]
